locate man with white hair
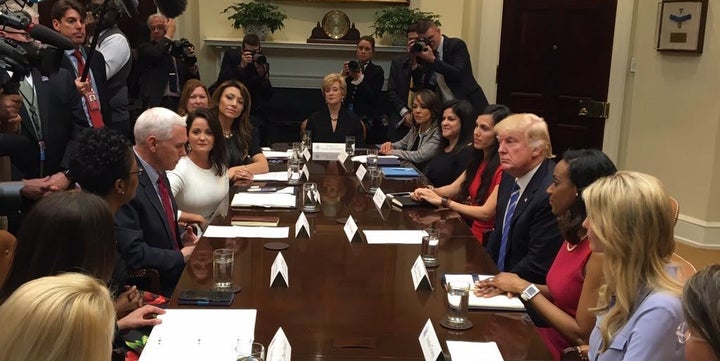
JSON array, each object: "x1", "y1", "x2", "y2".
[{"x1": 115, "y1": 107, "x2": 197, "y2": 296}]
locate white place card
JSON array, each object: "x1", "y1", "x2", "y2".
[
  {"x1": 446, "y1": 341, "x2": 504, "y2": 361},
  {"x1": 302, "y1": 148, "x2": 312, "y2": 162},
  {"x1": 419, "y1": 318, "x2": 443, "y2": 361},
  {"x1": 355, "y1": 164, "x2": 367, "y2": 181},
  {"x1": 411, "y1": 256, "x2": 433, "y2": 291},
  {"x1": 372, "y1": 187, "x2": 387, "y2": 209},
  {"x1": 343, "y1": 215, "x2": 359, "y2": 243},
  {"x1": 337, "y1": 151, "x2": 349, "y2": 163},
  {"x1": 312, "y1": 142, "x2": 346, "y2": 154},
  {"x1": 295, "y1": 212, "x2": 310, "y2": 237},
  {"x1": 266, "y1": 327, "x2": 292, "y2": 361},
  {"x1": 301, "y1": 164, "x2": 309, "y2": 180},
  {"x1": 270, "y1": 252, "x2": 289, "y2": 287}
]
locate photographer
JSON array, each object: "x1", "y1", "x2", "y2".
[
  {"x1": 211, "y1": 34, "x2": 271, "y2": 145},
  {"x1": 341, "y1": 36, "x2": 384, "y2": 145},
  {"x1": 137, "y1": 13, "x2": 199, "y2": 112}
]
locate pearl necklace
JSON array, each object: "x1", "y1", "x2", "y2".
[{"x1": 223, "y1": 130, "x2": 234, "y2": 139}]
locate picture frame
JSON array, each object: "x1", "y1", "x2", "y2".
[
  {"x1": 298, "y1": 0, "x2": 408, "y2": 3},
  {"x1": 656, "y1": 0, "x2": 708, "y2": 53}
]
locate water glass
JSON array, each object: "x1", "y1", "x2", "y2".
[
  {"x1": 302, "y1": 182, "x2": 321, "y2": 212},
  {"x1": 291, "y1": 142, "x2": 302, "y2": 160},
  {"x1": 368, "y1": 169, "x2": 382, "y2": 193},
  {"x1": 287, "y1": 158, "x2": 301, "y2": 185},
  {"x1": 440, "y1": 281, "x2": 473, "y2": 330},
  {"x1": 235, "y1": 341, "x2": 265, "y2": 361},
  {"x1": 420, "y1": 228, "x2": 439, "y2": 268},
  {"x1": 345, "y1": 136, "x2": 355, "y2": 155},
  {"x1": 213, "y1": 248, "x2": 234, "y2": 289},
  {"x1": 366, "y1": 149, "x2": 378, "y2": 170},
  {"x1": 302, "y1": 130, "x2": 312, "y2": 152}
]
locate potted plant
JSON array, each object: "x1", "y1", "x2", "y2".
[
  {"x1": 223, "y1": 0, "x2": 287, "y2": 40},
  {"x1": 372, "y1": 7, "x2": 441, "y2": 45}
]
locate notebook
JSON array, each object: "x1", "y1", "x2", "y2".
[
  {"x1": 382, "y1": 167, "x2": 420, "y2": 177},
  {"x1": 231, "y1": 215, "x2": 280, "y2": 227},
  {"x1": 388, "y1": 193, "x2": 431, "y2": 208}
]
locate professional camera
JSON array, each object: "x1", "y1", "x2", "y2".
[
  {"x1": 0, "y1": 38, "x2": 63, "y2": 92},
  {"x1": 251, "y1": 50, "x2": 267, "y2": 66},
  {"x1": 411, "y1": 40, "x2": 429, "y2": 53},
  {"x1": 170, "y1": 38, "x2": 197, "y2": 65},
  {"x1": 348, "y1": 59, "x2": 361, "y2": 72}
]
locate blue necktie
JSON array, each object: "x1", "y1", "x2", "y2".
[{"x1": 497, "y1": 182, "x2": 520, "y2": 271}]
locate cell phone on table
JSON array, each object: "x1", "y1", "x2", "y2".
[{"x1": 178, "y1": 290, "x2": 235, "y2": 306}]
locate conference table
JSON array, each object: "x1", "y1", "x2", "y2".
[{"x1": 169, "y1": 156, "x2": 552, "y2": 360}]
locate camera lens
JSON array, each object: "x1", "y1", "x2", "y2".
[
  {"x1": 252, "y1": 52, "x2": 267, "y2": 65},
  {"x1": 348, "y1": 59, "x2": 360, "y2": 72},
  {"x1": 411, "y1": 41, "x2": 426, "y2": 53}
]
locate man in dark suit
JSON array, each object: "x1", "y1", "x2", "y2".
[
  {"x1": 115, "y1": 107, "x2": 197, "y2": 296},
  {"x1": 137, "y1": 14, "x2": 199, "y2": 112},
  {"x1": 51, "y1": 0, "x2": 112, "y2": 130},
  {"x1": 485, "y1": 113, "x2": 563, "y2": 285},
  {"x1": 414, "y1": 19, "x2": 489, "y2": 113}
]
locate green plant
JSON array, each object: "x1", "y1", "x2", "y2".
[
  {"x1": 371, "y1": 7, "x2": 441, "y2": 38},
  {"x1": 223, "y1": 0, "x2": 287, "y2": 33}
]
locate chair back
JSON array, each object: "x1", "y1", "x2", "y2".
[{"x1": 0, "y1": 230, "x2": 17, "y2": 289}]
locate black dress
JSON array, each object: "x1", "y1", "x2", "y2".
[
  {"x1": 424, "y1": 145, "x2": 472, "y2": 187},
  {"x1": 305, "y1": 107, "x2": 365, "y2": 147},
  {"x1": 227, "y1": 125, "x2": 263, "y2": 167}
]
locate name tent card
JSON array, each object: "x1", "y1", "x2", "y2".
[
  {"x1": 343, "y1": 215, "x2": 359, "y2": 242},
  {"x1": 302, "y1": 148, "x2": 312, "y2": 162},
  {"x1": 419, "y1": 318, "x2": 444, "y2": 361},
  {"x1": 411, "y1": 256, "x2": 433, "y2": 291},
  {"x1": 313, "y1": 142, "x2": 346, "y2": 154},
  {"x1": 295, "y1": 212, "x2": 310, "y2": 238},
  {"x1": 337, "y1": 151, "x2": 349, "y2": 163},
  {"x1": 372, "y1": 187, "x2": 387, "y2": 210},
  {"x1": 355, "y1": 164, "x2": 367, "y2": 181},
  {"x1": 270, "y1": 252, "x2": 289, "y2": 287},
  {"x1": 301, "y1": 164, "x2": 309, "y2": 180},
  {"x1": 267, "y1": 327, "x2": 292, "y2": 361}
]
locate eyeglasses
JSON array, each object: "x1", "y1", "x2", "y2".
[
  {"x1": 129, "y1": 168, "x2": 144, "y2": 176},
  {"x1": 676, "y1": 322, "x2": 705, "y2": 344}
]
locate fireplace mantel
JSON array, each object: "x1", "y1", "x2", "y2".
[{"x1": 204, "y1": 38, "x2": 405, "y2": 89}]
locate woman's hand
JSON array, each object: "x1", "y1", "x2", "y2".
[
  {"x1": 229, "y1": 166, "x2": 254, "y2": 181},
  {"x1": 414, "y1": 188, "x2": 442, "y2": 206},
  {"x1": 379, "y1": 142, "x2": 393, "y2": 155},
  {"x1": 117, "y1": 305, "x2": 166, "y2": 330},
  {"x1": 474, "y1": 272, "x2": 529, "y2": 298},
  {"x1": 115, "y1": 285, "x2": 142, "y2": 317}
]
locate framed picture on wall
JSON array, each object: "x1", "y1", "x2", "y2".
[
  {"x1": 301, "y1": 0, "x2": 408, "y2": 3},
  {"x1": 656, "y1": 0, "x2": 708, "y2": 53}
]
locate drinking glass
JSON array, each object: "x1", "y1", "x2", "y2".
[
  {"x1": 345, "y1": 136, "x2": 355, "y2": 155},
  {"x1": 235, "y1": 341, "x2": 265, "y2": 361},
  {"x1": 420, "y1": 228, "x2": 439, "y2": 268},
  {"x1": 287, "y1": 158, "x2": 302, "y2": 185},
  {"x1": 366, "y1": 148, "x2": 378, "y2": 170},
  {"x1": 213, "y1": 248, "x2": 234, "y2": 289},
  {"x1": 302, "y1": 182, "x2": 321, "y2": 212},
  {"x1": 302, "y1": 130, "x2": 312, "y2": 152},
  {"x1": 440, "y1": 281, "x2": 473, "y2": 330},
  {"x1": 368, "y1": 169, "x2": 382, "y2": 193},
  {"x1": 291, "y1": 142, "x2": 302, "y2": 160}
]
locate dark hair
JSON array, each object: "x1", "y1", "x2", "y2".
[
  {"x1": 462, "y1": 104, "x2": 512, "y2": 203},
  {"x1": 413, "y1": 89, "x2": 443, "y2": 127},
  {"x1": 558, "y1": 149, "x2": 617, "y2": 244},
  {"x1": 358, "y1": 35, "x2": 375, "y2": 51},
  {"x1": 683, "y1": 265, "x2": 720, "y2": 359},
  {"x1": 414, "y1": 18, "x2": 438, "y2": 34},
  {"x1": 186, "y1": 108, "x2": 227, "y2": 177},
  {"x1": 242, "y1": 33, "x2": 260, "y2": 48},
  {"x1": 211, "y1": 80, "x2": 253, "y2": 162},
  {"x1": 50, "y1": 0, "x2": 85, "y2": 22},
  {"x1": 439, "y1": 99, "x2": 476, "y2": 154},
  {"x1": 178, "y1": 79, "x2": 210, "y2": 116},
  {"x1": 70, "y1": 128, "x2": 132, "y2": 197},
  {"x1": 0, "y1": 192, "x2": 115, "y2": 300}
]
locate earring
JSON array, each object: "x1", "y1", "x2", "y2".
[
  {"x1": 118, "y1": 189, "x2": 125, "y2": 195},
  {"x1": 187, "y1": 144, "x2": 192, "y2": 151}
]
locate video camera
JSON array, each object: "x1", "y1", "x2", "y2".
[
  {"x1": 411, "y1": 40, "x2": 429, "y2": 53},
  {"x1": 170, "y1": 38, "x2": 197, "y2": 65}
]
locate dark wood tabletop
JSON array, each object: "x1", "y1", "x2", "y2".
[{"x1": 169, "y1": 158, "x2": 552, "y2": 360}]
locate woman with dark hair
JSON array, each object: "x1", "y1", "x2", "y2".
[
  {"x1": 177, "y1": 79, "x2": 210, "y2": 117},
  {"x1": 379, "y1": 89, "x2": 442, "y2": 169},
  {"x1": 342, "y1": 35, "x2": 385, "y2": 144},
  {"x1": 211, "y1": 80, "x2": 268, "y2": 181},
  {"x1": 423, "y1": 99, "x2": 475, "y2": 187},
  {"x1": 412, "y1": 104, "x2": 510, "y2": 242},
  {"x1": 681, "y1": 264, "x2": 720, "y2": 361},
  {"x1": 475, "y1": 149, "x2": 617, "y2": 360},
  {"x1": 168, "y1": 108, "x2": 229, "y2": 222}
]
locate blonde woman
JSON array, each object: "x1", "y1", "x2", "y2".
[
  {"x1": 0, "y1": 273, "x2": 116, "y2": 361},
  {"x1": 583, "y1": 171, "x2": 684, "y2": 361},
  {"x1": 301, "y1": 73, "x2": 365, "y2": 147}
]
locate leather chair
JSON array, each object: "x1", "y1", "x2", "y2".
[{"x1": 0, "y1": 230, "x2": 17, "y2": 289}]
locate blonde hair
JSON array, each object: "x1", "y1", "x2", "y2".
[
  {"x1": 0, "y1": 273, "x2": 116, "y2": 361},
  {"x1": 583, "y1": 171, "x2": 682, "y2": 352},
  {"x1": 494, "y1": 113, "x2": 553, "y2": 158},
  {"x1": 321, "y1": 73, "x2": 347, "y2": 98}
]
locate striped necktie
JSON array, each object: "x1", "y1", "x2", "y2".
[{"x1": 497, "y1": 182, "x2": 520, "y2": 271}]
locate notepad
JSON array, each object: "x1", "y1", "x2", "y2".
[
  {"x1": 231, "y1": 215, "x2": 280, "y2": 227},
  {"x1": 231, "y1": 192, "x2": 296, "y2": 208},
  {"x1": 443, "y1": 274, "x2": 526, "y2": 311},
  {"x1": 382, "y1": 167, "x2": 420, "y2": 177},
  {"x1": 362, "y1": 230, "x2": 427, "y2": 244},
  {"x1": 252, "y1": 171, "x2": 290, "y2": 182},
  {"x1": 446, "y1": 341, "x2": 504, "y2": 361}
]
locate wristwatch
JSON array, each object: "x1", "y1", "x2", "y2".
[{"x1": 520, "y1": 283, "x2": 540, "y2": 302}]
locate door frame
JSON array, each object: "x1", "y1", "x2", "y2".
[{"x1": 475, "y1": 0, "x2": 636, "y2": 164}]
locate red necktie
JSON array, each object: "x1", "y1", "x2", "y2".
[
  {"x1": 73, "y1": 50, "x2": 104, "y2": 128},
  {"x1": 157, "y1": 176, "x2": 179, "y2": 249}
]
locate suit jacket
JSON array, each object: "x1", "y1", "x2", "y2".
[
  {"x1": 485, "y1": 159, "x2": 563, "y2": 284},
  {"x1": 384, "y1": 53, "x2": 434, "y2": 141},
  {"x1": 432, "y1": 36, "x2": 489, "y2": 112},
  {"x1": 60, "y1": 47, "x2": 113, "y2": 128},
  {"x1": 136, "y1": 37, "x2": 199, "y2": 109},
  {"x1": 213, "y1": 48, "x2": 273, "y2": 118},
  {"x1": 345, "y1": 61, "x2": 384, "y2": 122},
  {"x1": 0, "y1": 68, "x2": 88, "y2": 180},
  {"x1": 115, "y1": 157, "x2": 184, "y2": 296}
]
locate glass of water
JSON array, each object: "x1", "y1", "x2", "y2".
[
  {"x1": 213, "y1": 248, "x2": 234, "y2": 289},
  {"x1": 235, "y1": 341, "x2": 265, "y2": 361},
  {"x1": 420, "y1": 228, "x2": 439, "y2": 268},
  {"x1": 440, "y1": 281, "x2": 473, "y2": 330},
  {"x1": 366, "y1": 148, "x2": 378, "y2": 170},
  {"x1": 345, "y1": 136, "x2": 355, "y2": 155}
]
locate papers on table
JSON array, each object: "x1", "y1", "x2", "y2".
[
  {"x1": 204, "y1": 225, "x2": 290, "y2": 239},
  {"x1": 262, "y1": 150, "x2": 292, "y2": 159},
  {"x1": 443, "y1": 274, "x2": 526, "y2": 311},
  {"x1": 362, "y1": 230, "x2": 428, "y2": 244},
  {"x1": 252, "y1": 171, "x2": 290, "y2": 182},
  {"x1": 446, "y1": 341, "x2": 504, "y2": 361},
  {"x1": 351, "y1": 155, "x2": 399, "y2": 163},
  {"x1": 139, "y1": 309, "x2": 257, "y2": 361},
  {"x1": 231, "y1": 192, "x2": 296, "y2": 208}
]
